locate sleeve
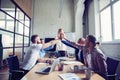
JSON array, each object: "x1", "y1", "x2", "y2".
[
  {"x1": 96, "y1": 53, "x2": 107, "y2": 74},
  {"x1": 62, "y1": 39, "x2": 82, "y2": 49},
  {"x1": 61, "y1": 40, "x2": 77, "y2": 49},
  {"x1": 43, "y1": 45, "x2": 54, "y2": 51}
]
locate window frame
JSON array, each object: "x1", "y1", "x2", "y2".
[
  {"x1": 98, "y1": 0, "x2": 120, "y2": 43},
  {"x1": 0, "y1": 0, "x2": 31, "y2": 61}
]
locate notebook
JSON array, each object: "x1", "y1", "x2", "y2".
[{"x1": 35, "y1": 59, "x2": 59, "y2": 74}]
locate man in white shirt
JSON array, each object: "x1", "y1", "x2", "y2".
[
  {"x1": 20, "y1": 35, "x2": 59, "y2": 74},
  {"x1": 55, "y1": 28, "x2": 68, "y2": 57}
]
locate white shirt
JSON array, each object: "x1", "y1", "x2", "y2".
[
  {"x1": 56, "y1": 40, "x2": 67, "y2": 51},
  {"x1": 86, "y1": 53, "x2": 92, "y2": 69},
  {"x1": 21, "y1": 44, "x2": 42, "y2": 70}
]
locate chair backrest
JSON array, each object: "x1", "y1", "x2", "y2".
[
  {"x1": 106, "y1": 57, "x2": 119, "y2": 75},
  {"x1": 7, "y1": 55, "x2": 19, "y2": 71}
]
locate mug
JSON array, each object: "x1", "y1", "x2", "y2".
[{"x1": 85, "y1": 69, "x2": 92, "y2": 80}]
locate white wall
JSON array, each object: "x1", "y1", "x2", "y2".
[
  {"x1": 74, "y1": 0, "x2": 85, "y2": 40},
  {"x1": 32, "y1": 0, "x2": 75, "y2": 38},
  {"x1": 32, "y1": 0, "x2": 85, "y2": 41}
]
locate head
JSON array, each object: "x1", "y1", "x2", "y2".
[
  {"x1": 77, "y1": 38, "x2": 85, "y2": 46},
  {"x1": 31, "y1": 35, "x2": 41, "y2": 44},
  {"x1": 58, "y1": 28, "x2": 64, "y2": 34},
  {"x1": 58, "y1": 28, "x2": 65, "y2": 39},
  {"x1": 85, "y1": 35, "x2": 96, "y2": 48},
  {"x1": 40, "y1": 38, "x2": 44, "y2": 44}
]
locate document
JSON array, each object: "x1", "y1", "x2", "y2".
[
  {"x1": 58, "y1": 73, "x2": 80, "y2": 80},
  {"x1": 61, "y1": 61, "x2": 80, "y2": 65}
]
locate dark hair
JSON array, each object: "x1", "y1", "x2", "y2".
[
  {"x1": 96, "y1": 41, "x2": 100, "y2": 45},
  {"x1": 58, "y1": 28, "x2": 63, "y2": 33},
  {"x1": 87, "y1": 35, "x2": 96, "y2": 46},
  {"x1": 31, "y1": 35, "x2": 38, "y2": 43}
]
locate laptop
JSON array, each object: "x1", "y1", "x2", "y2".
[{"x1": 35, "y1": 58, "x2": 59, "y2": 75}]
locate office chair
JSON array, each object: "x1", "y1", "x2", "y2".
[
  {"x1": 106, "y1": 57, "x2": 119, "y2": 80},
  {"x1": 7, "y1": 55, "x2": 24, "y2": 80}
]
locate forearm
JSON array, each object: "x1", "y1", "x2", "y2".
[
  {"x1": 42, "y1": 39, "x2": 59, "y2": 49},
  {"x1": 62, "y1": 40, "x2": 77, "y2": 49},
  {"x1": 63, "y1": 38, "x2": 82, "y2": 49}
]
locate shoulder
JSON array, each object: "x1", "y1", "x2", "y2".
[
  {"x1": 93, "y1": 48, "x2": 106, "y2": 59},
  {"x1": 30, "y1": 44, "x2": 43, "y2": 49}
]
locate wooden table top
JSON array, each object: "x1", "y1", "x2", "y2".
[{"x1": 21, "y1": 60, "x2": 105, "y2": 80}]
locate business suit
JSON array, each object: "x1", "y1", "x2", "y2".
[{"x1": 62, "y1": 39, "x2": 107, "y2": 77}]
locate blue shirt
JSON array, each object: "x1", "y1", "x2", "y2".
[{"x1": 39, "y1": 46, "x2": 54, "y2": 58}]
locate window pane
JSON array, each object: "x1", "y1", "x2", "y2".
[
  {"x1": 0, "y1": 30, "x2": 13, "y2": 47},
  {"x1": 16, "y1": 21, "x2": 23, "y2": 34},
  {"x1": 0, "y1": 11, "x2": 6, "y2": 29},
  {"x1": 99, "y1": 0, "x2": 110, "y2": 10},
  {"x1": 25, "y1": 26, "x2": 29, "y2": 36},
  {"x1": 0, "y1": 21, "x2": 5, "y2": 29},
  {"x1": 1, "y1": 0, "x2": 15, "y2": 17},
  {"x1": 100, "y1": 7, "x2": 112, "y2": 41},
  {"x1": 15, "y1": 34, "x2": 23, "y2": 46},
  {"x1": 24, "y1": 37, "x2": 29, "y2": 46},
  {"x1": 3, "y1": 48, "x2": 13, "y2": 59},
  {"x1": 0, "y1": 11, "x2": 5, "y2": 19},
  {"x1": 113, "y1": 1, "x2": 120, "y2": 39},
  {"x1": 15, "y1": 48, "x2": 22, "y2": 60},
  {"x1": 25, "y1": 16, "x2": 30, "y2": 27},
  {"x1": 16, "y1": 8, "x2": 24, "y2": 23},
  {"x1": 0, "y1": 11, "x2": 14, "y2": 31},
  {"x1": 6, "y1": 20, "x2": 14, "y2": 31}
]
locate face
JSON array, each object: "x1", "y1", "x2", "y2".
[
  {"x1": 85, "y1": 37, "x2": 90, "y2": 48},
  {"x1": 77, "y1": 38, "x2": 85, "y2": 46},
  {"x1": 35, "y1": 36, "x2": 41, "y2": 44},
  {"x1": 59, "y1": 33, "x2": 65, "y2": 39},
  {"x1": 58, "y1": 29, "x2": 64, "y2": 34}
]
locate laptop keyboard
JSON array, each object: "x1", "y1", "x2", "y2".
[
  {"x1": 43, "y1": 67, "x2": 51, "y2": 72},
  {"x1": 38, "y1": 66, "x2": 51, "y2": 72}
]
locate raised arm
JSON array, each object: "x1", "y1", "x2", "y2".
[
  {"x1": 62, "y1": 38, "x2": 82, "y2": 50},
  {"x1": 41, "y1": 39, "x2": 59, "y2": 49},
  {"x1": 61, "y1": 40, "x2": 77, "y2": 49}
]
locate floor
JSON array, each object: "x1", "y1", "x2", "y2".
[{"x1": 0, "y1": 65, "x2": 9, "y2": 80}]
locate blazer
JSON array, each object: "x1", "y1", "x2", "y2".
[
  {"x1": 62, "y1": 39, "x2": 107, "y2": 75},
  {"x1": 62, "y1": 40, "x2": 84, "y2": 63}
]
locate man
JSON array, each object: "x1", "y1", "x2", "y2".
[
  {"x1": 39, "y1": 38, "x2": 54, "y2": 58},
  {"x1": 62, "y1": 38, "x2": 85, "y2": 63},
  {"x1": 20, "y1": 35, "x2": 59, "y2": 74},
  {"x1": 62, "y1": 35, "x2": 107, "y2": 77},
  {"x1": 55, "y1": 28, "x2": 68, "y2": 57}
]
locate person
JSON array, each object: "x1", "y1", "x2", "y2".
[
  {"x1": 55, "y1": 28, "x2": 68, "y2": 57},
  {"x1": 20, "y1": 35, "x2": 59, "y2": 74},
  {"x1": 62, "y1": 35, "x2": 107, "y2": 77},
  {"x1": 39, "y1": 38, "x2": 54, "y2": 58},
  {"x1": 62, "y1": 38, "x2": 85, "y2": 63}
]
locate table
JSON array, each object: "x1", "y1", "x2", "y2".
[{"x1": 21, "y1": 61, "x2": 105, "y2": 80}]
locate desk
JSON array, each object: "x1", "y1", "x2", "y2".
[{"x1": 21, "y1": 61, "x2": 105, "y2": 80}]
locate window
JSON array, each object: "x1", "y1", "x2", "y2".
[
  {"x1": 99, "y1": 0, "x2": 120, "y2": 42},
  {"x1": 0, "y1": 0, "x2": 31, "y2": 60},
  {"x1": 113, "y1": 1, "x2": 120, "y2": 39}
]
